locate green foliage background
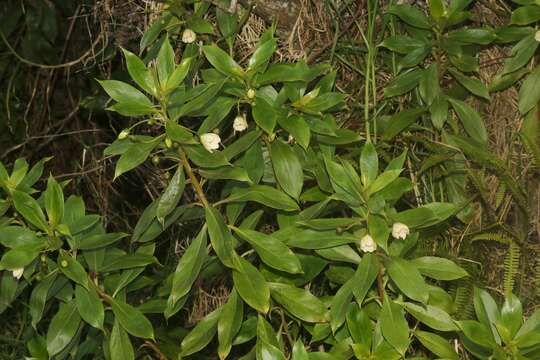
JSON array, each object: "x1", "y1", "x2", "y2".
[{"x1": 0, "y1": 0, "x2": 539, "y2": 359}]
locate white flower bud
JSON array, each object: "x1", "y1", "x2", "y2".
[
  {"x1": 233, "y1": 114, "x2": 248, "y2": 132},
  {"x1": 200, "y1": 133, "x2": 221, "y2": 153},
  {"x1": 359, "y1": 234, "x2": 377, "y2": 253},
  {"x1": 535, "y1": 30, "x2": 540, "y2": 42},
  {"x1": 392, "y1": 222, "x2": 410, "y2": 240},
  {"x1": 118, "y1": 129, "x2": 129, "y2": 140},
  {"x1": 12, "y1": 267, "x2": 24, "y2": 279},
  {"x1": 182, "y1": 29, "x2": 197, "y2": 44},
  {"x1": 246, "y1": 88, "x2": 256, "y2": 99}
]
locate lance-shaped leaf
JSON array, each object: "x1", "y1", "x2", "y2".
[
  {"x1": 232, "y1": 227, "x2": 302, "y2": 274},
  {"x1": 181, "y1": 308, "x2": 222, "y2": 356},
  {"x1": 218, "y1": 289, "x2": 244, "y2": 359},
  {"x1": 111, "y1": 298, "x2": 154, "y2": 339},
  {"x1": 380, "y1": 296, "x2": 410, "y2": 356},
  {"x1": 232, "y1": 255, "x2": 270, "y2": 314},
  {"x1": 46, "y1": 302, "x2": 81, "y2": 357},
  {"x1": 268, "y1": 282, "x2": 329, "y2": 323},
  {"x1": 157, "y1": 166, "x2": 185, "y2": 225},
  {"x1": 205, "y1": 207, "x2": 236, "y2": 268},
  {"x1": 270, "y1": 140, "x2": 303, "y2": 200}
]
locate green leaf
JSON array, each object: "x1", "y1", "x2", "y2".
[
  {"x1": 98, "y1": 80, "x2": 153, "y2": 110},
  {"x1": 415, "y1": 331, "x2": 459, "y2": 360},
  {"x1": 181, "y1": 308, "x2": 221, "y2": 356},
  {"x1": 0, "y1": 243, "x2": 42, "y2": 270},
  {"x1": 46, "y1": 302, "x2": 81, "y2": 357},
  {"x1": 387, "y1": 4, "x2": 431, "y2": 29},
  {"x1": 232, "y1": 227, "x2": 302, "y2": 274},
  {"x1": 448, "y1": 28, "x2": 496, "y2": 45},
  {"x1": 500, "y1": 293, "x2": 523, "y2": 338},
  {"x1": 330, "y1": 279, "x2": 354, "y2": 332},
  {"x1": 156, "y1": 36, "x2": 175, "y2": 86},
  {"x1": 205, "y1": 207, "x2": 236, "y2": 268},
  {"x1": 58, "y1": 250, "x2": 89, "y2": 289},
  {"x1": 458, "y1": 320, "x2": 496, "y2": 348},
  {"x1": 44, "y1": 175, "x2": 64, "y2": 227},
  {"x1": 183, "y1": 144, "x2": 231, "y2": 168},
  {"x1": 166, "y1": 57, "x2": 192, "y2": 93},
  {"x1": 111, "y1": 298, "x2": 154, "y2": 339},
  {"x1": 387, "y1": 257, "x2": 429, "y2": 303},
  {"x1": 220, "y1": 185, "x2": 299, "y2": 211},
  {"x1": 502, "y1": 34, "x2": 538, "y2": 75},
  {"x1": 347, "y1": 306, "x2": 372, "y2": 348},
  {"x1": 384, "y1": 69, "x2": 422, "y2": 97},
  {"x1": 252, "y1": 97, "x2": 277, "y2": 134},
  {"x1": 448, "y1": 68, "x2": 490, "y2": 100},
  {"x1": 419, "y1": 63, "x2": 440, "y2": 106},
  {"x1": 275, "y1": 226, "x2": 357, "y2": 249},
  {"x1": 360, "y1": 142, "x2": 378, "y2": 186},
  {"x1": 12, "y1": 190, "x2": 48, "y2": 231},
  {"x1": 270, "y1": 140, "x2": 303, "y2": 199},
  {"x1": 518, "y1": 65, "x2": 540, "y2": 114},
  {"x1": 166, "y1": 228, "x2": 207, "y2": 316},
  {"x1": 411, "y1": 256, "x2": 468, "y2": 280},
  {"x1": 248, "y1": 38, "x2": 277, "y2": 72},
  {"x1": 75, "y1": 284, "x2": 104, "y2": 329},
  {"x1": 256, "y1": 315, "x2": 286, "y2": 360},
  {"x1": 428, "y1": 0, "x2": 445, "y2": 20},
  {"x1": 29, "y1": 273, "x2": 57, "y2": 328},
  {"x1": 202, "y1": 44, "x2": 244, "y2": 78},
  {"x1": 110, "y1": 319, "x2": 135, "y2": 360},
  {"x1": 114, "y1": 138, "x2": 160, "y2": 179},
  {"x1": 511, "y1": 5, "x2": 540, "y2": 25},
  {"x1": 448, "y1": 97, "x2": 487, "y2": 143},
  {"x1": 232, "y1": 255, "x2": 270, "y2": 314},
  {"x1": 269, "y1": 282, "x2": 328, "y2": 323},
  {"x1": 473, "y1": 287, "x2": 500, "y2": 343},
  {"x1": 121, "y1": 48, "x2": 155, "y2": 95},
  {"x1": 291, "y1": 340, "x2": 309, "y2": 360},
  {"x1": 218, "y1": 289, "x2": 244, "y2": 359},
  {"x1": 401, "y1": 302, "x2": 458, "y2": 331},
  {"x1": 157, "y1": 166, "x2": 185, "y2": 225},
  {"x1": 381, "y1": 108, "x2": 425, "y2": 141},
  {"x1": 78, "y1": 233, "x2": 128, "y2": 250},
  {"x1": 380, "y1": 296, "x2": 410, "y2": 356},
  {"x1": 429, "y1": 94, "x2": 448, "y2": 129},
  {"x1": 277, "y1": 115, "x2": 310, "y2": 150}
]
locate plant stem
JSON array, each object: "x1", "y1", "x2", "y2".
[{"x1": 179, "y1": 148, "x2": 210, "y2": 208}]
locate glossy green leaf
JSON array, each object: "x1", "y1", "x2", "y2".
[
  {"x1": 110, "y1": 319, "x2": 135, "y2": 360},
  {"x1": 252, "y1": 97, "x2": 277, "y2": 134},
  {"x1": 166, "y1": 228, "x2": 206, "y2": 317},
  {"x1": 277, "y1": 114, "x2": 310, "y2": 150},
  {"x1": 412, "y1": 256, "x2": 468, "y2": 280},
  {"x1": 360, "y1": 142, "x2": 378, "y2": 186},
  {"x1": 232, "y1": 255, "x2": 270, "y2": 314},
  {"x1": 387, "y1": 4, "x2": 431, "y2": 29},
  {"x1": 270, "y1": 140, "x2": 303, "y2": 199},
  {"x1": 220, "y1": 185, "x2": 299, "y2": 211},
  {"x1": 46, "y1": 302, "x2": 81, "y2": 357},
  {"x1": 448, "y1": 68, "x2": 490, "y2": 100},
  {"x1": 415, "y1": 331, "x2": 459, "y2": 360},
  {"x1": 58, "y1": 250, "x2": 89, "y2": 289},
  {"x1": 218, "y1": 289, "x2": 243, "y2": 359},
  {"x1": 500, "y1": 292, "x2": 522, "y2": 338},
  {"x1": 232, "y1": 227, "x2": 302, "y2": 274},
  {"x1": 518, "y1": 65, "x2": 540, "y2": 114},
  {"x1": 75, "y1": 284, "x2": 104, "y2": 329},
  {"x1": 387, "y1": 257, "x2": 428, "y2": 303},
  {"x1": 205, "y1": 207, "x2": 236, "y2": 268},
  {"x1": 202, "y1": 44, "x2": 244, "y2": 78},
  {"x1": 511, "y1": 5, "x2": 540, "y2": 25},
  {"x1": 44, "y1": 175, "x2": 64, "y2": 226},
  {"x1": 12, "y1": 190, "x2": 48, "y2": 231},
  {"x1": 114, "y1": 138, "x2": 160, "y2": 179},
  {"x1": 99, "y1": 80, "x2": 154, "y2": 113},
  {"x1": 384, "y1": 69, "x2": 422, "y2": 97},
  {"x1": 448, "y1": 97, "x2": 487, "y2": 143},
  {"x1": 269, "y1": 282, "x2": 328, "y2": 323},
  {"x1": 157, "y1": 166, "x2": 185, "y2": 225},
  {"x1": 78, "y1": 232, "x2": 128, "y2": 250},
  {"x1": 380, "y1": 296, "x2": 410, "y2": 356},
  {"x1": 122, "y1": 48, "x2": 154, "y2": 95},
  {"x1": 29, "y1": 272, "x2": 57, "y2": 328},
  {"x1": 401, "y1": 302, "x2": 458, "y2": 331},
  {"x1": 181, "y1": 308, "x2": 221, "y2": 356},
  {"x1": 256, "y1": 315, "x2": 286, "y2": 360},
  {"x1": 111, "y1": 298, "x2": 154, "y2": 339}
]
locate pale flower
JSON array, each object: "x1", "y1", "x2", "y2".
[
  {"x1": 392, "y1": 222, "x2": 410, "y2": 240},
  {"x1": 246, "y1": 88, "x2": 256, "y2": 99},
  {"x1": 12, "y1": 267, "x2": 24, "y2": 279},
  {"x1": 359, "y1": 234, "x2": 377, "y2": 253},
  {"x1": 200, "y1": 133, "x2": 221, "y2": 153},
  {"x1": 233, "y1": 114, "x2": 248, "y2": 132},
  {"x1": 535, "y1": 30, "x2": 540, "y2": 43},
  {"x1": 182, "y1": 29, "x2": 197, "y2": 44}
]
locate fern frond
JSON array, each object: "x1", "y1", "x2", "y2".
[
  {"x1": 503, "y1": 241, "x2": 520, "y2": 294},
  {"x1": 494, "y1": 182, "x2": 506, "y2": 209},
  {"x1": 471, "y1": 232, "x2": 510, "y2": 244}
]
